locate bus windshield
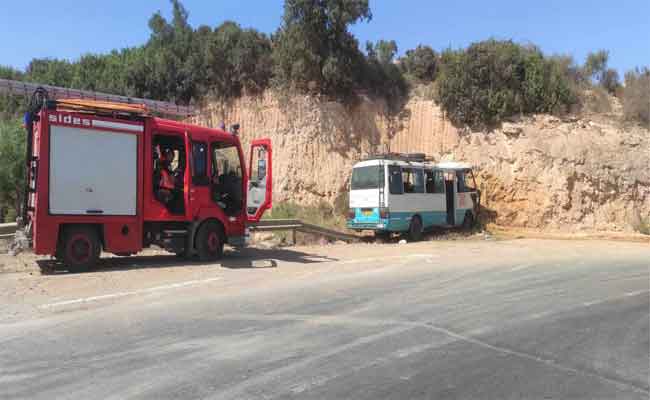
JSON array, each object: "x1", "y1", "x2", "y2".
[{"x1": 351, "y1": 166, "x2": 384, "y2": 190}]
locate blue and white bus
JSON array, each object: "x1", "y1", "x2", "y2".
[{"x1": 346, "y1": 154, "x2": 480, "y2": 240}]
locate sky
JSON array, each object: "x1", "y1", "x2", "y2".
[{"x1": 1, "y1": 0, "x2": 648, "y2": 76}]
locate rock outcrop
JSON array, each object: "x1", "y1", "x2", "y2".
[{"x1": 192, "y1": 91, "x2": 650, "y2": 233}]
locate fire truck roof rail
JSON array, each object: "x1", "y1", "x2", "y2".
[{"x1": 0, "y1": 78, "x2": 195, "y2": 117}]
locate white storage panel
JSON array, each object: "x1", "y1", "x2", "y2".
[{"x1": 49, "y1": 125, "x2": 138, "y2": 216}]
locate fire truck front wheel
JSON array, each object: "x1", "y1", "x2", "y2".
[
  {"x1": 196, "y1": 221, "x2": 224, "y2": 262},
  {"x1": 61, "y1": 226, "x2": 101, "y2": 273}
]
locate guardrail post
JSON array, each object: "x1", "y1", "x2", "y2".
[{"x1": 292, "y1": 229, "x2": 297, "y2": 246}]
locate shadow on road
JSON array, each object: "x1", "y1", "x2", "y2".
[{"x1": 37, "y1": 246, "x2": 338, "y2": 275}]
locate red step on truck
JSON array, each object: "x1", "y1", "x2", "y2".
[{"x1": 18, "y1": 89, "x2": 272, "y2": 272}]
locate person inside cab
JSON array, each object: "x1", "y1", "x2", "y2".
[{"x1": 157, "y1": 147, "x2": 176, "y2": 205}]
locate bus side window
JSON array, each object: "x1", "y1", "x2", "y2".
[
  {"x1": 402, "y1": 168, "x2": 424, "y2": 194},
  {"x1": 434, "y1": 171, "x2": 445, "y2": 193},
  {"x1": 402, "y1": 168, "x2": 413, "y2": 193},
  {"x1": 388, "y1": 165, "x2": 403, "y2": 194},
  {"x1": 425, "y1": 170, "x2": 435, "y2": 193},
  {"x1": 457, "y1": 171, "x2": 468, "y2": 193},
  {"x1": 414, "y1": 169, "x2": 425, "y2": 193}
]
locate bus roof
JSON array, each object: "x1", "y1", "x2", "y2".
[
  {"x1": 353, "y1": 159, "x2": 473, "y2": 170},
  {"x1": 353, "y1": 158, "x2": 436, "y2": 169},
  {"x1": 436, "y1": 161, "x2": 473, "y2": 170}
]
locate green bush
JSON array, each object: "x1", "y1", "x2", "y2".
[
  {"x1": 265, "y1": 200, "x2": 346, "y2": 229},
  {"x1": 4, "y1": 1, "x2": 273, "y2": 106},
  {"x1": 580, "y1": 87, "x2": 612, "y2": 114},
  {"x1": 622, "y1": 67, "x2": 650, "y2": 125},
  {"x1": 263, "y1": 200, "x2": 348, "y2": 244},
  {"x1": 582, "y1": 50, "x2": 620, "y2": 95},
  {"x1": 0, "y1": 66, "x2": 25, "y2": 119},
  {"x1": 0, "y1": 119, "x2": 25, "y2": 222},
  {"x1": 436, "y1": 40, "x2": 577, "y2": 127},
  {"x1": 363, "y1": 40, "x2": 408, "y2": 109},
  {"x1": 399, "y1": 45, "x2": 438, "y2": 82}
]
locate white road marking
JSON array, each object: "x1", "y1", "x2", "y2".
[
  {"x1": 337, "y1": 254, "x2": 432, "y2": 265},
  {"x1": 35, "y1": 253, "x2": 439, "y2": 311},
  {"x1": 580, "y1": 290, "x2": 650, "y2": 309},
  {"x1": 510, "y1": 263, "x2": 536, "y2": 272},
  {"x1": 40, "y1": 277, "x2": 222, "y2": 309},
  {"x1": 624, "y1": 290, "x2": 648, "y2": 297}
]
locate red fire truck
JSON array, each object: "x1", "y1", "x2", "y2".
[{"x1": 14, "y1": 85, "x2": 272, "y2": 272}]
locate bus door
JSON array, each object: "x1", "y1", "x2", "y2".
[{"x1": 444, "y1": 171, "x2": 456, "y2": 225}]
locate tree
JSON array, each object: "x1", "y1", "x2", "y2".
[
  {"x1": 141, "y1": 0, "x2": 197, "y2": 104},
  {"x1": 584, "y1": 50, "x2": 608, "y2": 79},
  {"x1": 583, "y1": 50, "x2": 620, "y2": 94},
  {"x1": 202, "y1": 22, "x2": 272, "y2": 101},
  {"x1": 436, "y1": 40, "x2": 577, "y2": 126},
  {"x1": 25, "y1": 58, "x2": 74, "y2": 87},
  {"x1": 0, "y1": 66, "x2": 24, "y2": 118},
  {"x1": 400, "y1": 45, "x2": 438, "y2": 82},
  {"x1": 600, "y1": 68, "x2": 620, "y2": 94},
  {"x1": 364, "y1": 40, "x2": 407, "y2": 108},
  {"x1": 0, "y1": 119, "x2": 25, "y2": 222},
  {"x1": 272, "y1": 0, "x2": 372, "y2": 98},
  {"x1": 622, "y1": 67, "x2": 650, "y2": 125}
]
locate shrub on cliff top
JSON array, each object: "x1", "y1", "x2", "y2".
[
  {"x1": 399, "y1": 45, "x2": 438, "y2": 82},
  {"x1": 622, "y1": 67, "x2": 650, "y2": 125},
  {"x1": 363, "y1": 40, "x2": 408, "y2": 108},
  {"x1": 436, "y1": 40, "x2": 577, "y2": 127}
]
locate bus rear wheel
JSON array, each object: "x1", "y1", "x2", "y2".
[
  {"x1": 408, "y1": 216, "x2": 423, "y2": 242},
  {"x1": 61, "y1": 226, "x2": 100, "y2": 273},
  {"x1": 374, "y1": 231, "x2": 391, "y2": 243}
]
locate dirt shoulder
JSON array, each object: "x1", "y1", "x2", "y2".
[{"x1": 487, "y1": 224, "x2": 650, "y2": 243}]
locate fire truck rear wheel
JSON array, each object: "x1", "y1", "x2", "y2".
[
  {"x1": 62, "y1": 226, "x2": 100, "y2": 273},
  {"x1": 196, "y1": 221, "x2": 224, "y2": 262}
]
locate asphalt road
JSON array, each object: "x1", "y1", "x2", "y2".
[{"x1": 0, "y1": 239, "x2": 648, "y2": 399}]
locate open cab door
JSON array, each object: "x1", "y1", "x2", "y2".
[{"x1": 246, "y1": 139, "x2": 272, "y2": 222}]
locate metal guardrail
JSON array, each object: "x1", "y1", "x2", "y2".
[
  {"x1": 250, "y1": 219, "x2": 360, "y2": 243},
  {"x1": 0, "y1": 220, "x2": 360, "y2": 243},
  {"x1": 0, "y1": 222, "x2": 17, "y2": 239}
]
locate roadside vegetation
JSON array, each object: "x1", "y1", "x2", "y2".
[
  {"x1": 1, "y1": 0, "x2": 646, "y2": 126},
  {"x1": 621, "y1": 68, "x2": 650, "y2": 125},
  {"x1": 0, "y1": 119, "x2": 24, "y2": 223},
  {"x1": 0, "y1": 0, "x2": 648, "y2": 222},
  {"x1": 261, "y1": 200, "x2": 349, "y2": 245}
]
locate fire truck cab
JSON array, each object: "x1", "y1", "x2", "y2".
[{"x1": 24, "y1": 99, "x2": 272, "y2": 272}]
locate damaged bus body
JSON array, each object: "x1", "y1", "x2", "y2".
[{"x1": 346, "y1": 154, "x2": 480, "y2": 240}]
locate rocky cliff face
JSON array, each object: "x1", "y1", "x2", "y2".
[{"x1": 192, "y1": 92, "x2": 650, "y2": 233}]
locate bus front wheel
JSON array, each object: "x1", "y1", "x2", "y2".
[
  {"x1": 408, "y1": 216, "x2": 423, "y2": 242},
  {"x1": 462, "y1": 212, "x2": 475, "y2": 231}
]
